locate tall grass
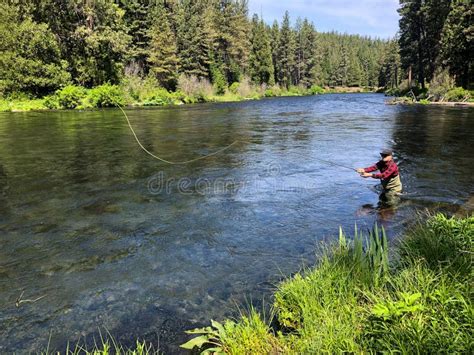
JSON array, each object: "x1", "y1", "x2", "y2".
[{"x1": 183, "y1": 214, "x2": 473, "y2": 354}]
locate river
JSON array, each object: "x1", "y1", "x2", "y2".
[{"x1": 0, "y1": 94, "x2": 473, "y2": 352}]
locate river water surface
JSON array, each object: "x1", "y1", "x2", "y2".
[{"x1": 0, "y1": 94, "x2": 473, "y2": 352}]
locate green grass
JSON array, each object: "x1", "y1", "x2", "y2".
[
  {"x1": 183, "y1": 214, "x2": 473, "y2": 354},
  {"x1": 0, "y1": 98, "x2": 46, "y2": 111}
]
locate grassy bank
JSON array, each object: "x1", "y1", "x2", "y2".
[
  {"x1": 0, "y1": 78, "x2": 377, "y2": 113},
  {"x1": 182, "y1": 213, "x2": 473, "y2": 354}
]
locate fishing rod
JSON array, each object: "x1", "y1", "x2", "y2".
[{"x1": 311, "y1": 157, "x2": 358, "y2": 172}]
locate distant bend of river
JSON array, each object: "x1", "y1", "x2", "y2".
[{"x1": 0, "y1": 94, "x2": 473, "y2": 353}]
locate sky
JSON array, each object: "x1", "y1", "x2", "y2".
[{"x1": 248, "y1": 0, "x2": 400, "y2": 39}]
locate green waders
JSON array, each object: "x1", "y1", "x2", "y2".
[{"x1": 380, "y1": 174, "x2": 402, "y2": 206}]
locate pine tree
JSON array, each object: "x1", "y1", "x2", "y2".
[
  {"x1": 176, "y1": 0, "x2": 215, "y2": 78},
  {"x1": 120, "y1": 0, "x2": 153, "y2": 73},
  {"x1": 276, "y1": 11, "x2": 296, "y2": 87},
  {"x1": 296, "y1": 19, "x2": 318, "y2": 87},
  {"x1": 398, "y1": 0, "x2": 425, "y2": 88},
  {"x1": 440, "y1": 0, "x2": 473, "y2": 88},
  {"x1": 213, "y1": 0, "x2": 250, "y2": 83},
  {"x1": 270, "y1": 20, "x2": 280, "y2": 86},
  {"x1": 249, "y1": 14, "x2": 274, "y2": 85},
  {"x1": 148, "y1": 4, "x2": 178, "y2": 90}
]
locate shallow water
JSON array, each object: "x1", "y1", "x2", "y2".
[{"x1": 0, "y1": 94, "x2": 473, "y2": 352}]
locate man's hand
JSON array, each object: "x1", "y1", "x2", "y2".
[
  {"x1": 360, "y1": 172, "x2": 372, "y2": 178},
  {"x1": 356, "y1": 168, "x2": 365, "y2": 174}
]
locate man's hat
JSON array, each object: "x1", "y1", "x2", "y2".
[{"x1": 380, "y1": 148, "x2": 393, "y2": 156}]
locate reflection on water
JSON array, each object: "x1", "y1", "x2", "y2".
[{"x1": 0, "y1": 94, "x2": 473, "y2": 352}]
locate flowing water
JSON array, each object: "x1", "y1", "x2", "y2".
[{"x1": 0, "y1": 94, "x2": 473, "y2": 352}]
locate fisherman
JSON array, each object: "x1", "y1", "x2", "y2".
[{"x1": 357, "y1": 148, "x2": 402, "y2": 205}]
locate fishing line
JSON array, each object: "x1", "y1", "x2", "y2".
[
  {"x1": 116, "y1": 103, "x2": 243, "y2": 165},
  {"x1": 310, "y1": 157, "x2": 357, "y2": 172},
  {"x1": 117, "y1": 103, "x2": 357, "y2": 172}
]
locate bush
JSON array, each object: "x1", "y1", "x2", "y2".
[
  {"x1": 445, "y1": 87, "x2": 471, "y2": 102},
  {"x1": 229, "y1": 82, "x2": 240, "y2": 94},
  {"x1": 264, "y1": 85, "x2": 282, "y2": 97},
  {"x1": 55, "y1": 85, "x2": 86, "y2": 109},
  {"x1": 210, "y1": 65, "x2": 228, "y2": 95},
  {"x1": 87, "y1": 84, "x2": 125, "y2": 108},
  {"x1": 43, "y1": 94, "x2": 60, "y2": 109},
  {"x1": 428, "y1": 69, "x2": 455, "y2": 101},
  {"x1": 141, "y1": 87, "x2": 173, "y2": 106},
  {"x1": 236, "y1": 77, "x2": 257, "y2": 98},
  {"x1": 177, "y1": 74, "x2": 213, "y2": 102},
  {"x1": 309, "y1": 85, "x2": 325, "y2": 95}
]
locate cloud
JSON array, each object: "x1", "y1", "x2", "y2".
[{"x1": 248, "y1": 0, "x2": 400, "y2": 38}]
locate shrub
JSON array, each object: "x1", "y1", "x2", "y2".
[
  {"x1": 210, "y1": 65, "x2": 228, "y2": 95},
  {"x1": 87, "y1": 84, "x2": 125, "y2": 108},
  {"x1": 55, "y1": 85, "x2": 86, "y2": 109},
  {"x1": 445, "y1": 87, "x2": 471, "y2": 102},
  {"x1": 43, "y1": 94, "x2": 60, "y2": 109},
  {"x1": 309, "y1": 85, "x2": 325, "y2": 95},
  {"x1": 428, "y1": 69, "x2": 455, "y2": 101},
  {"x1": 265, "y1": 85, "x2": 282, "y2": 97},
  {"x1": 229, "y1": 82, "x2": 240, "y2": 94},
  {"x1": 141, "y1": 87, "x2": 173, "y2": 106},
  {"x1": 236, "y1": 77, "x2": 257, "y2": 98},
  {"x1": 177, "y1": 74, "x2": 213, "y2": 102}
]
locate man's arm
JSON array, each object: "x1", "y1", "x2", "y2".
[
  {"x1": 356, "y1": 163, "x2": 378, "y2": 174},
  {"x1": 364, "y1": 164, "x2": 378, "y2": 173},
  {"x1": 371, "y1": 163, "x2": 397, "y2": 179}
]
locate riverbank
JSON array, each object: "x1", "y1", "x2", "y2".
[
  {"x1": 386, "y1": 86, "x2": 474, "y2": 106},
  {"x1": 387, "y1": 97, "x2": 474, "y2": 107},
  {"x1": 0, "y1": 84, "x2": 376, "y2": 113},
  {"x1": 182, "y1": 213, "x2": 473, "y2": 354}
]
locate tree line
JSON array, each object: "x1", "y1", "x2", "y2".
[
  {"x1": 398, "y1": 0, "x2": 472, "y2": 89},
  {"x1": 0, "y1": 0, "x2": 395, "y2": 98}
]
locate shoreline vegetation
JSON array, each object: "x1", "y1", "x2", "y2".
[
  {"x1": 0, "y1": 81, "x2": 377, "y2": 113},
  {"x1": 180, "y1": 213, "x2": 473, "y2": 354},
  {"x1": 46, "y1": 213, "x2": 473, "y2": 354}
]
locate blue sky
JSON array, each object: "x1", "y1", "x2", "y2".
[{"x1": 248, "y1": 0, "x2": 400, "y2": 39}]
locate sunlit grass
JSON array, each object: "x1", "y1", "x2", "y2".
[
  {"x1": 183, "y1": 213, "x2": 473, "y2": 354},
  {"x1": 0, "y1": 98, "x2": 46, "y2": 112}
]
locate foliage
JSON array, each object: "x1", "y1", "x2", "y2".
[
  {"x1": 0, "y1": 3, "x2": 70, "y2": 97},
  {"x1": 309, "y1": 85, "x2": 325, "y2": 95},
  {"x1": 181, "y1": 309, "x2": 281, "y2": 354},
  {"x1": 141, "y1": 88, "x2": 173, "y2": 106},
  {"x1": 0, "y1": 98, "x2": 46, "y2": 112},
  {"x1": 210, "y1": 64, "x2": 228, "y2": 95},
  {"x1": 428, "y1": 69, "x2": 455, "y2": 101},
  {"x1": 196, "y1": 214, "x2": 473, "y2": 354},
  {"x1": 147, "y1": 5, "x2": 178, "y2": 90},
  {"x1": 398, "y1": 214, "x2": 473, "y2": 277},
  {"x1": 2, "y1": 0, "x2": 471, "y2": 99},
  {"x1": 87, "y1": 84, "x2": 125, "y2": 108},
  {"x1": 398, "y1": 0, "x2": 471, "y2": 89},
  {"x1": 55, "y1": 85, "x2": 87, "y2": 109},
  {"x1": 445, "y1": 87, "x2": 472, "y2": 102},
  {"x1": 177, "y1": 74, "x2": 213, "y2": 102},
  {"x1": 440, "y1": 0, "x2": 473, "y2": 88}
]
